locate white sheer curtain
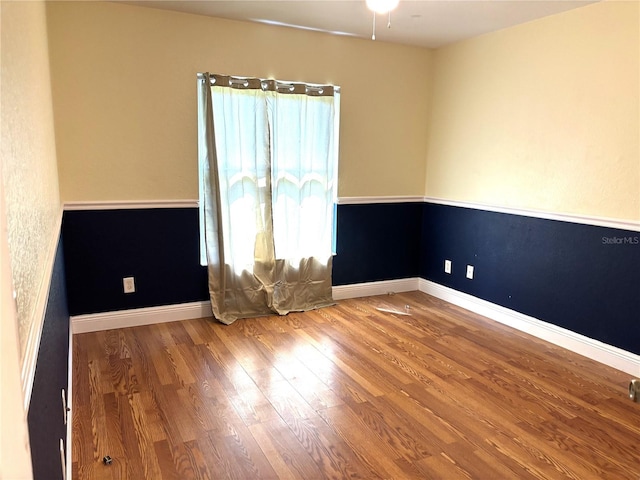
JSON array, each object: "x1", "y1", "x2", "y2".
[
  {"x1": 270, "y1": 92, "x2": 337, "y2": 262},
  {"x1": 212, "y1": 88, "x2": 270, "y2": 274},
  {"x1": 198, "y1": 73, "x2": 339, "y2": 324}
]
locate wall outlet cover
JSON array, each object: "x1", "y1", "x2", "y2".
[
  {"x1": 466, "y1": 265, "x2": 474, "y2": 279},
  {"x1": 123, "y1": 276, "x2": 135, "y2": 293}
]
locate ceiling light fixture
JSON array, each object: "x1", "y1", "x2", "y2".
[{"x1": 366, "y1": 0, "x2": 399, "y2": 40}]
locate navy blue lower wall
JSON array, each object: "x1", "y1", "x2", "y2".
[
  {"x1": 332, "y1": 203, "x2": 422, "y2": 285},
  {"x1": 62, "y1": 203, "x2": 639, "y2": 356},
  {"x1": 63, "y1": 208, "x2": 209, "y2": 315},
  {"x1": 62, "y1": 204, "x2": 422, "y2": 315},
  {"x1": 420, "y1": 203, "x2": 640, "y2": 355},
  {"x1": 28, "y1": 235, "x2": 69, "y2": 480}
]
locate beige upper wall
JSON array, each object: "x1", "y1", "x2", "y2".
[
  {"x1": 425, "y1": 0, "x2": 640, "y2": 221},
  {"x1": 46, "y1": 1, "x2": 431, "y2": 201},
  {"x1": 1, "y1": 1, "x2": 61, "y2": 356}
]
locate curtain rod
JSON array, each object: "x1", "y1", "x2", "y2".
[{"x1": 197, "y1": 72, "x2": 339, "y2": 97}]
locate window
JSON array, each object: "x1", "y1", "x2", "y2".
[{"x1": 197, "y1": 73, "x2": 340, "y2": 322}]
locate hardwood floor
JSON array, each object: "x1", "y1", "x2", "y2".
[{"x1": 72, "y1": 292, "x2": 640, "y2": 479}]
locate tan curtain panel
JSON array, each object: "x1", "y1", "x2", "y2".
[{"x1": 197, "y1": 73, "x2": 339, "y2": 324}]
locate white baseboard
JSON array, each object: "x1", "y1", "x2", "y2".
[
  {"x1": 65, "y1": 326, "x2": 73, "y2": 480},
  {"x1": 71, "y1": 301, "x2": 213, "y2": 334},
  {"x1": 332, "y1": 278, "x2": 419, "y2": 300},
  {"x1": 69, "y1": 279, "x2": 639, "y2": 377},
  {"x1": 71, "y1": 281, "x2": 418, "y2": 333},
  {"x1": 418, "y1": 279, "x2": 640, "y2": 377}
]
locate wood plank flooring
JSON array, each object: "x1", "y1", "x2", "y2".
[{"x1": 72, "y1": 292, "x2": 640, "y2": 479}]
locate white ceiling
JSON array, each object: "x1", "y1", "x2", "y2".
[{"x1": 121, "y1": 0, "x2": 598, "y2": 48}]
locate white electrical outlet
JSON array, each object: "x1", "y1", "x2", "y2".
[
  {"x1": 123, "y1": 276, "x2": 135, "y2": 293},
  {"x1": 444, "y1": 259, "x2": 452, "y2": 274},
  {"x1": 466, "y1": 265, "x2": 474, "y2": 279}
]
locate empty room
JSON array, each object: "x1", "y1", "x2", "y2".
[{"x1": 1, "y1": 0, "x2": 639, "y2": 478}]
